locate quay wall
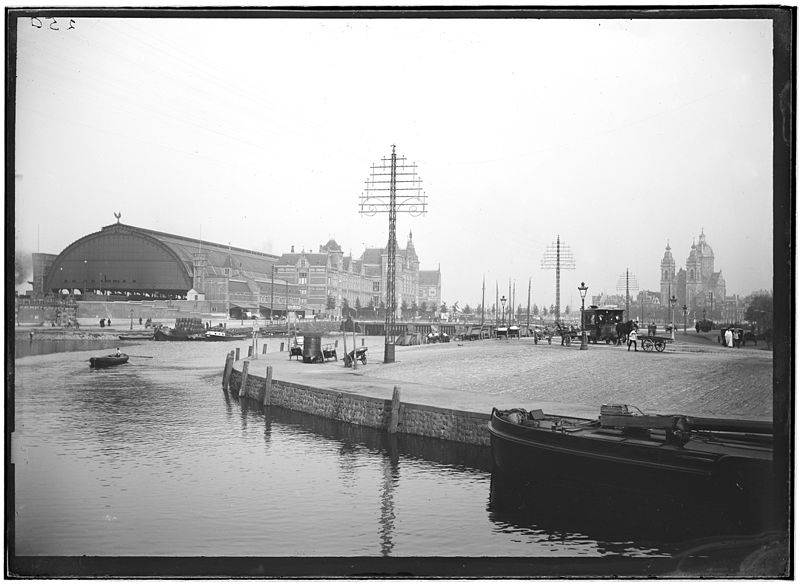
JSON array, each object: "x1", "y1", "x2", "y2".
[{"x1": 228, "y1": 363, "x2": 491, "y2": 446}]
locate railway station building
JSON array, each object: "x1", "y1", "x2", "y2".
[{"x1": 31, "y1": 221, "x2": 441, "y2": 320}]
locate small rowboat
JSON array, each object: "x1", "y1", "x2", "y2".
[{"x1": 89, "y1": 353, "x2": 129, "y2": 368}]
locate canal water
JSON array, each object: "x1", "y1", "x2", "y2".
[{"x1": 12, "y1": 339, "x2": 769, "y2": 562}]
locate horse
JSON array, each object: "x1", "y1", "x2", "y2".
[{"x1": 615, "y1": 320, "x2": 638, "y2": 346}]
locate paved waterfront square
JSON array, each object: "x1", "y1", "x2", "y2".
[{"x1": 242, "y1": 333, "x2": 773, "y2": 421}]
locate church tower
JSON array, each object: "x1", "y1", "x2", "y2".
[
  {"x1": 695, "y1": 228, "x2": 715, "y2": 281},
  {"x1": 659, "y1": 242, "x2": 676, "y2": 307},
  {"x1": 685, "y1": 238, "x2": 702, "y2": 311}
]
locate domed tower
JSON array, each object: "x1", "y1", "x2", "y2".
[
  {"x1": 686, "y1": 237, "x2": 703, "y2": 312},
  {"x1": 659, "y1": 242, "x2": 676, "y2": 306}
]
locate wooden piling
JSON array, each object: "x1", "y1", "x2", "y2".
[
  {"x1": 240, "y1": 360, "x2": 250, "y2": 398},
  {"x1": 280, "y1": 342, "x2": 285, "y2": 352},
  {"x1": 248, "y1": 346, "x2": 253, "y2": 358},
  {"x1": 222, "y1": 351, "x2": 234, "y2": 392},
  {"x1": 262, "y1": 365, "x2": 273, "y2": 406},
  {"x1": 235, "y1": 347, "x2": 240, "y2": 361},
  {"x1": 262, "y1": 344, "x2": 267, "y2": 354},
  {"x1": 388, "y1": 385, "x2": 401, "y2": 434}
]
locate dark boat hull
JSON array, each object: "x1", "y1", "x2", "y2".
[
  {"x1": 153, "y1": 329, "x2": 195, "y2": 341},
  {"x1": 487, "y1": 410, "x2": 772, "y2": 497},
  {"x1": 89, "y1": 354, "x2": 129, "y2": 368}
]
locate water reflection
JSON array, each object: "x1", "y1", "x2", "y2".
[
  {"x1": 259, "y1": 405, "x2": 493, "y2": 473},
  {"x1": 379, "y1": 436, "x2": 400, "y2": 556},
  {"x1": 488, "y1": 471, "x2": 772, "y2": 556}
]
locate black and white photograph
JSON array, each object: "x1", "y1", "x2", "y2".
[{"x1": 8, "y1": 6, "x2": 792, "y2": 578}]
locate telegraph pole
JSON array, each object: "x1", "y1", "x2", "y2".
[
  {"x1": 616, "y1": 269, "x2": 639, "y2": 322},
  {"x1": 359, "y1": 145, "x2": 427, "y2": 363},
  {"x1": 540, "y1": 235, "x2": 576, "y2": 323},
  {"x1": 526, "y1": 277, "x2": 531, "y2": 333},
  {"x1": 481, "y1": 276, "x2": 485, "y2": 327}
]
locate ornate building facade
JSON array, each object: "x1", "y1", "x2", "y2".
[
  {"x1": 33, "y1": 223, "x2": 442, "y2": 320},
  {"x1": 660, "y1": 230, "x2": 726, "y2": 320},
  {"x1": 275, "y1": 231, "x2": 435, "y2": 318}
]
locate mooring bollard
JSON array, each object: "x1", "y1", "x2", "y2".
[
  {"x1": 388, "y1": 385, "x2": 401, "y2": 434},
  {"x1": 222, "y1": 352, "x2": 233, "y2": 392},
  {"x1": 362, "y1": 338, "x2": 365, "y2": 347},
  {"x1": 262, "y1": 344, "x2": 267, "y2": 354},
  {"x1": 248, "y1": 346, "x2": 253, "y2": 358},
  {"x1": 240, "y1": 360, "x2": 250, "y2": 398},
  {"x1": 280, "y1": 342, "x2": 285, "y2": 352},
  {"x1": 262, "y1": 365, "x2": 273, "y2": 406},
  {"x1": 235, "y1": 347, "x2": 240, "y2": 361}
]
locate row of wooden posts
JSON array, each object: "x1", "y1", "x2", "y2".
[{"x1": 221, "y1": 349, "x2": 402, "y2": 433}]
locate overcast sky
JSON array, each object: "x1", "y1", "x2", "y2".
[{"x1": 14, "y1": 14, "x2": 774, "y2": 309}]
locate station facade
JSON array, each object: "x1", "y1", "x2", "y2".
[{"x1": 33, "y1": 221, "x2": 441, "y2": 319}]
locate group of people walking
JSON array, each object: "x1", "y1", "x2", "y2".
[{"x1": 723, "y1": 327, "x2": 743, "y2": 348}]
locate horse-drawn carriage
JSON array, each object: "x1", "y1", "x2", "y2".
[
  {"x1": 582, "y1": 307, "x2": 625, "y2": 344},
  {"x1": 554, "y1": 322, "x2": 580, "y2": 345}
]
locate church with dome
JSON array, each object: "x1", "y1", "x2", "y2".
[{"x1": 660, "y1": 229, "x2": 726, "y2": 320}]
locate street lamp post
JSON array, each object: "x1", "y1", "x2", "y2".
[
  {"x1": 682, "y1": 304, "x2": 688, "y2": 334},
  {"x1": 500, "y1": 296, "x2": 506, "y2": 326},
  {"x1": 578, "y1": 281, "x2": 588, "y2": 350},
  {"x1": 669, "y1": 295, "x2": 677, "y2": 340}
]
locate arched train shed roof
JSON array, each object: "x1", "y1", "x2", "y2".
[{"x1": 44, "y1": 223, "x2": 278, "y2": 295}]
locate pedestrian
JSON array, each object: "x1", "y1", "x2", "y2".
[
  {"x1": 139, "y1": 316, "x2": 143, "y2": 325},
  {"x1": 724, "y1": 328, "x2": 733, "y2": 348},
  {"x1": 114, "y1": 347, "x2": 121, "y2": 357},
  {"x1": 107, "y1": 318, "x2": 112, "y2": 327},
  {"x1": 627, "y1": 327, "x2": 638, "y2": 352},
  {"x1": 29, "y1": 331, "x2": 34, "y2": 343},
  {"x1": 735, "y1": 329, "x2": 742, "y2": 348}
]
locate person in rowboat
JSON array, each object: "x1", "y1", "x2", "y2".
[{"x1": 114, "y1": 347, "x2": 121, "y2": 356}]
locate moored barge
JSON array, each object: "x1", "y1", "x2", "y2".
[{"x1": 488, "y1": 405, "x2": 772, "y2": 497}]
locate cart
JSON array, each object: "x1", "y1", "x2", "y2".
[
  {"x1": 343, "y1": 346, "x2": 368, "y2": 367},
  {"x1": 639, "y1": 335, "x2": 673, "y2": 352},
  {"x1": 322, "y1": 344, "x2": 338, "y2": 362}
]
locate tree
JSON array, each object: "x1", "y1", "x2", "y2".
[
  {"x1": 400, "y1": 299, "x2": 409, "y2": 318},
  {"x1": 564, "y1": 305, "x2": 571, "y2": 317},
  {"x1": 744, "y1": 293, "x2": 773, "y2": 331},
  {"x1": 326, "y1": 295, "x2": 336, "y2": 310},
  {"x1": 440, "y1": 302, "x2": 448, "y2": 314},
  {"x1": 463, "y1": 303, "x2": 472, "y2": 315},
  {"x1": 542, "y1": 306, "x2": 548, "y2": 317},
  {"x1": 411, "y1": 301, "x2": 418, "y2": 318},
  {"x1": 533, "y1": 303, "x2": 539, "y2": 316},
  {"x1": 419, "y1": 301, "x2": 428, "y2": 316}
]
